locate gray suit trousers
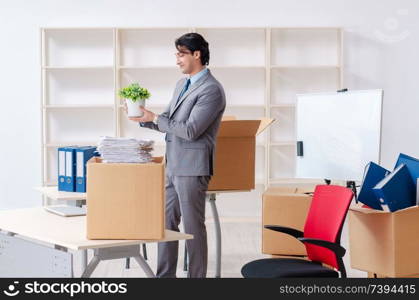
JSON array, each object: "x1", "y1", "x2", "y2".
[{"x1": 157, "y1": 172, "x2": 211, "y2": 278}]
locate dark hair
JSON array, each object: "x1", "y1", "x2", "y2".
[{"x1": 175, "y1": 33, "x2": 210, "y2": 66}]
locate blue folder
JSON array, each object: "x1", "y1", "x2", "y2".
[
  {"x1": 57, "y1": 147, "x2": 67, "y2": 191},
  {"x1": 373, "y1": 163, "x2": 416, "y2": 212},
  {"x1": 358, "y1": 162, "x2": 390, "y2": 210},
  {"x1": 394, "y1": 153, "x2": 419, "y2": 189},
  {"x1": 61, "y1": 147, "x2": 77, "y2": 192},
  {"x1": 75, "y1": 146, "x2": 97, "y2": 193}
]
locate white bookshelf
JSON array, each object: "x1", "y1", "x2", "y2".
[{"x1": 40, "y1": 27, "x2": 343, "y2": 192}]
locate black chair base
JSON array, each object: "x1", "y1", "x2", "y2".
[{"x1": 241, "y1": 258, "x2": 339, "y2": 278}]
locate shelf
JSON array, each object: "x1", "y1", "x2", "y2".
[
  {"x1": 270, "y1": 104, "x2": 295, "y2": 108},
  {"x1": 120, "y1": 68, "x2": 180, "y2": 107},
  {"x1": 211, "y1": 65, "x2": 265, "y2": 69},
  {"x1": 119, "y1": 66, "x2": 177, "y2": 70},
  {"x1": 224, "y1": 107, "x2": 266, "y2": 120},
  {"x1": 45, "y1": 28, "x2": 114, "y2": 67},
  {"x1": 119, "y1": 28, "x2": 189, "y2": 67},
  {"x1": 271, "y1": 28, "x2": 340, "y2": 67},
  {"x1": 270, "y1": 27, "x2": 341, "y2": 30},
  {"x1": 44, "y1": 104, "x2": 114, "y2": 109},
  {"x1": 118, "y1": 27, "x2": 192, "y2": 31},
  {"x1": 35, "y1": 186, "x2": 86, "y2": 201},
  {"x1": 269, "y1": 178, "x2": 295, "y2": 183},
  {"x1": 118, "y1": 104, "x2": 168, "y2": 109},
  {"x1": 210, "y1": 67, "x2": 265, "y2": 107},
  {"x1": 270, "y1": 107, "x2": 296, "y2": 142},
  {"x1": 270, "y1": 67, "x2": 341, "y2": 105},
  {"x1": 46, "y1": 109, "x2": 115, "y2": 144},
  {"x1": 196, "y1": 28, "x2": 265, "y2": 67},
  {"x1": 46, "y1": 67, "x2": 114, "y2": 106},
  {"x1": 44, "y1": 66, "x2": 114, "y2": 70},
  {"x1": 227, "y1": 104, "x2": 266, "y2": 108},
  {"x1": 271, "y1": 65, "x2": 340, "y2": 69},
  {"x1": 43, "y1": 27, "x2": 116, "y2": 30},
  {"x1": 269, "y1": 146, "x2": 296, "y2": 178},
  {"x1": 119, "y1": 65, "x2": 266, "y2": 70},
  {"x1": 41, "y1": 27, "x2": 343, "y2": 209},
  {"x1": 45, "y1": 140, "x2": 165, "y2": 148},
  {"x1": 45, "y1": 142, "x2": 98, "y2": 148},
  {"x1": 270, "y1": 142, "x2": 296, "y2": 146}
]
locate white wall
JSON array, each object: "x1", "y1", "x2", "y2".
[{"x1": 0, "y1": 0, "x2": 418, "y2": 211}]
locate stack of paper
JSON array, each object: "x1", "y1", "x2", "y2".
[{"x1": 97, "y1": 136, "x2": 154, "y2": 163}]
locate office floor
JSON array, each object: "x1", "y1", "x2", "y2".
[{"x1": 73, "y1": 217, "x2": 367, "y2": 278}]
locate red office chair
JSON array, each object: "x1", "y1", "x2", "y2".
[{"x1": 241, "y1": 185, "x2": 353, "y2": 278}]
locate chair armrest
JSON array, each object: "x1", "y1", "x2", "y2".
[
  {"x1": 297, "y1": 238, "x2": 346, "y2": 257},
  {"x1": 264, "y1": 225, "x2": 304, "y2": 239}
]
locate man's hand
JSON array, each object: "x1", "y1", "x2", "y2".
[{"x1": 128, "y1": 106, "x2": 157, "y2": 123}]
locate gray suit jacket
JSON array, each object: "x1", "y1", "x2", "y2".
[{"x1": 140, "y1": 69, "x2": 226, "y2": 176}]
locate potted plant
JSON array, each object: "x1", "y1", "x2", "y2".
[{"x1": 118, "y1": 83, "x2": 151, "y2": 117}]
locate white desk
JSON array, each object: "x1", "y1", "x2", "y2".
[
  {"x1": 0, "y1": 208, "x2": 192, "y2": 278},
  {"x1": 35, "y1": 186, "x2": 90, "y2": 272},
  {"x1": 35, "y1": 186, "x2": 86, "y2": 202},
  {"x1": 36, "y1": 186, "x2": 250, "y2": 278}
]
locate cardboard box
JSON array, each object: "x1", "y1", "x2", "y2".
[
  {"x1": 262, "y1": 187, "x2": 314, "y2": 255},
  {"x1": 208, "y1": 117, "x2": 274, "y2": 191},
  {"x1": 86, "y1": 157, "x2": 165, "y2": 240},
  {"x1": 349, "y1": 205, "x2": 419, "y2": 277}
]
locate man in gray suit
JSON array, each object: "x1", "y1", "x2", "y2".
[{"x1": 127, "y1": 33, "x2": 226, "y2": 278}]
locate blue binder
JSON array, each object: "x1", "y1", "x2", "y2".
[
  {"x1": 394, "y1": 153, "x2": 419, "y2": 189},
  {"x1": 75, "y1": 146, "x2": 97, "y2": 193},
  {"x1": 57, "y1": 147, "x2": 67, "y2": 191},
  {"x1": 373, "y1": 163, "x2": 416, "y2": 212},
  {"x1": 63, "y1": 147, "x2": 77, "y2": 192},
  {"x1": 358, "y1": 162, "x2": 390, "y2": 210}
]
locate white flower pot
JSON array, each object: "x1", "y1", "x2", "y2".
[{"x1": 126, "y1": 99, "x2": 145, "y2": 117}]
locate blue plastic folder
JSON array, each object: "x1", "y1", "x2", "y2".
[
  {"x1": 373, "y1": 164, "x2": 416, "y2": 212},
  {"x1": 57, "y1": 147, "x2": 67, "y2": 191},
  {"x1": 394, "y1": 153, "x2": 419, "y2": 189},
  {"x1": 358, "y1": 162, "x2": 390, "y2": 210},
  {"x1": 75, "y1": 146, "x2": 97, "y2": 193},
  {"x1": 60, "y1": 146, "x2": 77, "y2": 192}
]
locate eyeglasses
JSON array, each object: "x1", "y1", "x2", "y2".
[{"x1": 175, "y1": 50, "x2": 192, "y2": 58}]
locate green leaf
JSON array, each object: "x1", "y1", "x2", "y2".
[{"x1": 118, "y1": 82, "x2": 151, "y2": 101}]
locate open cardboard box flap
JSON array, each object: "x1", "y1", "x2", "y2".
[
  {"x1": 208, "y1": 116, "x2": 274, "y2": 191},
  {"x1": 217, "y1": 117, "x2": 275, "y2": 138},
  {"x1": 256, "y1": 118, "x2": 275, "y2": 135},
  {"x1": 350, "y1": 204, "x2": 419, "y2": 215}
]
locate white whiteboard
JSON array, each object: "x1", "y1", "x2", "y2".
[{"x1": 296, "y1": 89, "x2": 383, "y2": 181}]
